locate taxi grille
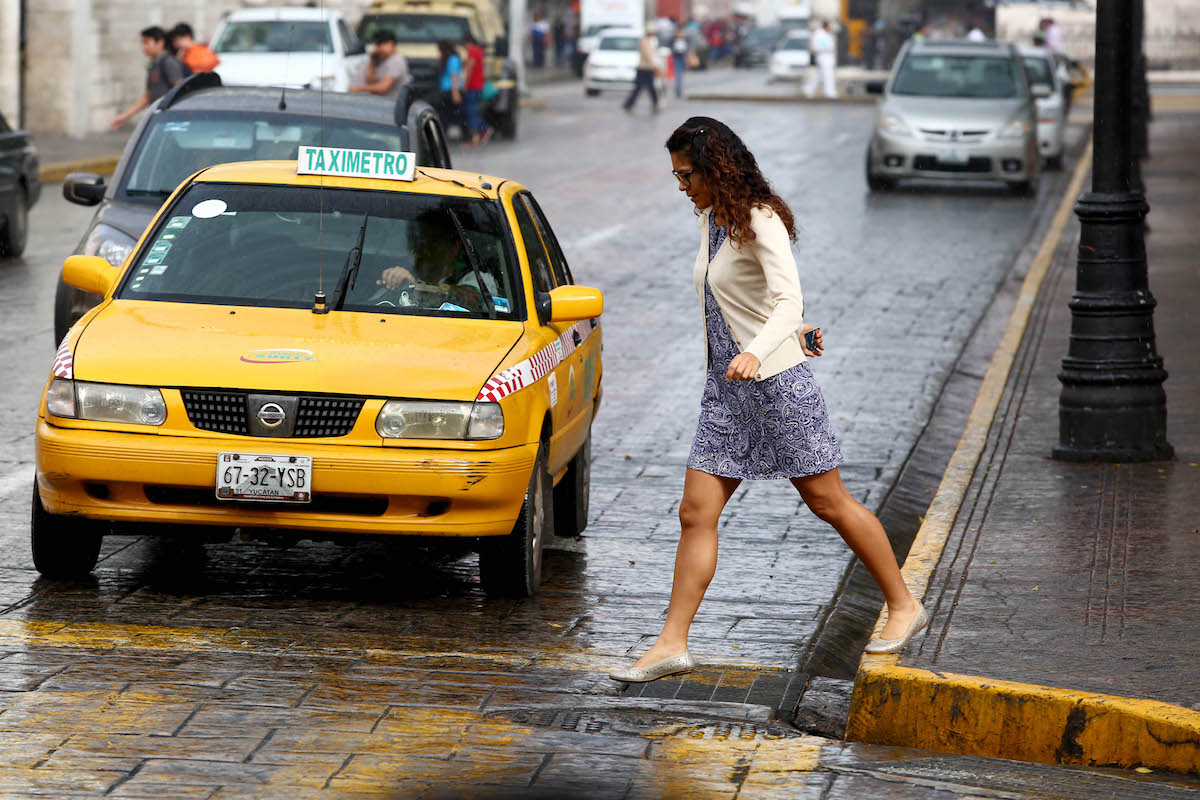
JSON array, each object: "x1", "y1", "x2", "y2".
[{"x1": 181, "y1": 391, "x2": 364, "y2": 438}]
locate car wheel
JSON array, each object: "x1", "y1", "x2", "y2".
[
  {"x1": 54, "y1": 274, "x2": 99, "y2": 343},
  {"x1": 479, "y1": 442, "x2": 552, "y2": 596},
  {"x1": 0, "y1": 184, "x2": 28, "y2": 258},
  {"x1": 31, "y1": 481, "x2": 105, "y2": 579},
  {"x1": 553, "y1": 430, "x2": 590, "y2": 538},
  {"x1": 865, "y1": 150, "x2": 895, "y2": 192},
  {"x1": 585, "y1": 88, "x2": 601, "y2": 97}
]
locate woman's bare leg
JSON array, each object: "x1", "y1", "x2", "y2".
[
  {"x1": 791, "y1": 468, "x2": 921, "y2": 639},
  {"x1": 634, "y1": 468, "x2": 741, "y2": 667}
]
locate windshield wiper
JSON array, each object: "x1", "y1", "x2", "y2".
[
  {"x1": 327, "y1": 212, "x2": 369, "y2": 312},
  {"x1": 447, "y1": 209, "x2": 496, "y2": 320}
]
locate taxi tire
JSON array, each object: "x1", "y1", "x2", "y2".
[
  {"x1": 479, "y1": 442, "x2": 552, "y2": 596},
  {"x1": 30, "y1": 482, "x2": 105, "y2": 579},
  {"x1": 553, "y1": 431, "x2": 590, "y2": 538}
]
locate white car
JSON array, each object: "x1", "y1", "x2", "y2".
[
  {"x1": 1019, "y1": 45, "x2": 1067, "y2": 169},
  {"x1": 583, "y1": 28, "x2": 668, "y2": 98},
  {"x1": 575, "y1": 23, "x2": 620, "y2": 73},
  {"x1": 768, "y1": 32, "x2": 811, "y2": 83},
  {"x1": 210, "y1": 7, "x2": 366, "y2": 93}
]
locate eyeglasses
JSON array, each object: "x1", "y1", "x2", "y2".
[{"x1": 672, "y1": 169, "x2": 695, "y2": 187}]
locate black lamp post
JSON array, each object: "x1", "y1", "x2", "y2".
[{"x1": 1054, "y1": 0, "x2": 1172, "y2": 462}]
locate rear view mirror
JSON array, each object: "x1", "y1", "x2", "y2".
[
  {"x1": 62, "y1": 255, "x2": 119, "y2": 297},
  {"x1": 63, "y1": 173, "x2": 106, "y2": 206},
  {"x1": 865, "y1": 80, "x2": 885, "y2": 95},
  {"x1": 1032, "y1": 83, "x2": 1052, "y2": 99},
  {"x1": 548, "y1": 285, "x2": 603, "y2": 323}
]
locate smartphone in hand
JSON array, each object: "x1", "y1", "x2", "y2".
[{"x1": 804, "y1": 327, "x2": 821, "y2": 353}]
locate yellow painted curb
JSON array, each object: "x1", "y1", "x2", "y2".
[
  {"x1": 842, "y1": 135, "x2": 1200, "y2": 774},
  {"x1": 39, "y1": 155, "x2": 120, "y2": 183}
]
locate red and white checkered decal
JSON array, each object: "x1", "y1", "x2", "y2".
[
  {"x1": 52, "y1": 340, "x2": 73, "y2": 379},
  {"x1": 476, "y1": 319, "x2": 597, "y2": 403}
]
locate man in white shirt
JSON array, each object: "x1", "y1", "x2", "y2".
[{"x1": 804, "y1": 21, "x2": 837, "y2": 99}]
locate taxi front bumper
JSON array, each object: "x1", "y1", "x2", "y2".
[{"x1": 35, "y1": 421, "x2": 536, "y2": 537}]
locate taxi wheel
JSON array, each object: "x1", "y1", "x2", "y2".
[
  {"x1": 553, "y1": 431, "x2": 590, "y2": 538},
  {"x1": 479, "y1": 443, "x2": 552, "y2": 596},
  {"x1": 30, "y1": 482, "x2": 105, "y2": 579}
]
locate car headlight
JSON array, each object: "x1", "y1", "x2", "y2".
[
  {"x1": 1000, "y1": 118, "x2": 1033, "y2": 139},
  {"x1": 879, "y1": 113, "x2": 912, "y2": 137},
  {"x1": 375, "y1": 400, "x2": 504, "y2": 440},
  {"x1": 46, "y1": 379, "x2": 167, "y2": 426},
  {"x1": 82, "y1": 223, "x2": 136, "y2": 268}
]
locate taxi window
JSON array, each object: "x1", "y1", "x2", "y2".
[
  {"x1": 118, "y1": 183, "x2": 520, "y2": 320},
  {"x1": 512, "y1": 197, "x2": 556, "y2": 294},
  {"x1": 121, "y1": 113, "x2": 408, "y2": 205},
  {"x1": 522, "y1": 193, "x2": 573, "y2": 286}
]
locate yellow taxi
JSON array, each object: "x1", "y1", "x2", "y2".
[{"x1": 34, "y1": 145, "x2": 602, "y2": 596}]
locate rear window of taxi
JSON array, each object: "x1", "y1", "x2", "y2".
[{"x1": 117, "y1": 182, "x2": 522, "y2": 320}]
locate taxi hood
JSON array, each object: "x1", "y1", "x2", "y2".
[{"x1": 73, "y1": 301, "x2": 524, "y2": 401}]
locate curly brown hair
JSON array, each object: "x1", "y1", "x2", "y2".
[{"x1": 665, "y1": 117, "x2": 796, "y2": 247}]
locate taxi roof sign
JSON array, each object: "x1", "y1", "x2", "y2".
[{"x1": 298, "y1": 146, "x2": 416, "y2": 182}]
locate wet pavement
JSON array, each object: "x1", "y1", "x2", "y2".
[{"x1": 4, "y1": 71, "x2": 1192, "y2": 796}]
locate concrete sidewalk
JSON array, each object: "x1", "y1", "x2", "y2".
[{"x1": 848, "y1": 109, "x2": 1200, "y2": 772}]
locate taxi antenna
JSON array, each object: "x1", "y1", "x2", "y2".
[{"x1": 279, "y1": 24, "x2": 295, "y2": 110}]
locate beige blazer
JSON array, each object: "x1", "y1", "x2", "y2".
[{"x1": 693, "y1": 205, "x2": 806, "y2": 381}]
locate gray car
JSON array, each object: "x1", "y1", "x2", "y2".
[{"x1": 865, "y1": 39, "x2": 1042, "y2": 194}]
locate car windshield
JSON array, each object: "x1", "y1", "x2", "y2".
[
  {"x1": 214, "y1": 21, "x2": 333, "y2": 53},
  {"x1": 584, "y1": 25, "x2": 613, "y2": 37},
  {"x1": 780, "y1": 37, "x2": 809, "y2": 51},
  {"x1": 1023, "y1": 56, "x2": 1054, "y2": 87},
  {"x1": 892, "y1": 54, "x2": 1024, "y2": 99},
  {"x1": 359, "y1": 15, "x2": 472, "y2": 45},
  {"x1": 119, "y1": 183, "x2": 519, "y2": 320},
  {"x1": 121, "y1": 113, "x2": 407, "y2": 204},
  {"x1": 599, "y1": 36, "x2": 640, "y2": 51}
]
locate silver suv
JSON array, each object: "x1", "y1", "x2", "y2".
[{"x1": 865, "y1": 39, "x2": 1042, "y2": 194}]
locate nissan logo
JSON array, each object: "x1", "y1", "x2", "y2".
[{"x1": 257, "y1": 402, "x2": 287, "y2": 428}]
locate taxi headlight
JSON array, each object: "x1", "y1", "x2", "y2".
[
  {"x1": 1000, "y1": 118, "x2": 1033, "y2": 139},
  {"x1": 82, "y1": 223, "x2": 136, "y2": 268},
  {"x1": 48, "y1": 380, "x2": 166, "y2": 426},
  {"x1": 376, "y1": 400, "x2": 504, "y2": 440}
]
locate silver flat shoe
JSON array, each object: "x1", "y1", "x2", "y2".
[
  {"x1": 609, "y1": 650, "x2": 696, "y2": 683},
  {"x1": 864, "y1": 605, "x2": 929, "y2": 654}
]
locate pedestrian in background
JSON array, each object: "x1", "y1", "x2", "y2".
[
  {"x1": 622, "y1": 27, "x2": 661, "y2": 114},
  {"x1": 552, "y1": 17, "x2": 567, "y2": 66},
  {"x1": 609, "y1": 117, "x2": 926, "y2": 683},
  {"x1": 461, "y1": 33, "x2": 494, "y2": 146},
  {"x1": 170, "y1": 23, "x2": 219, "y2": 73},
  {"x1": 671, "y1": 28, "x2": 689, "y2": 99},
  {"x1": 804, "y1": 21, "x2": 837, "y2": 98},
  {"x1": 110, "y1": 26, "x2": 187, "y2": 130},
  {"x1": 531, "y1": 13, "x2": 549, "y2": 68},
  {"x1": 349, "y1": 29, "x2": 410, "y2": 100},
  {"x1": 436, "y1": 40, "x2": 464, "y2": 135}
]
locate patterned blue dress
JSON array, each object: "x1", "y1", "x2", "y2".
[{"x1": 686, "y1": 220, "x2": 844, "y2": 480}]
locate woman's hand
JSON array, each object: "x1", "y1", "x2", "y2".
[
  {"x1": 378, "y1": 266, "x2": 416, "y2": 290},
  {"x1": 726, "y1": 352, "x2": 760, "y2": 382},
  {"x1": 801, "y1": 324, "x2": 824, "y2": 357}
]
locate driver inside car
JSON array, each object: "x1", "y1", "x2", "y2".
[{"x1": 376, "y1": 212, "x2": 499, "y2": 312}]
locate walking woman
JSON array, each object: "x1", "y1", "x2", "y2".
[
  {"x1": 435, "y1": 40, "x2": 464, "y2": 135},
  {"x1": 610, "y1": 118, "x2": 927, "y2": 683}
]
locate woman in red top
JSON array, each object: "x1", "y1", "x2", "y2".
[{"x1": 461, "y1": 34, "x2": 493, "y2": 145}]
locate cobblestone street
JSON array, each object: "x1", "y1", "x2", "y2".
[{"x1": 1, "y1": 70, "x2": 1174, "y2": 797}]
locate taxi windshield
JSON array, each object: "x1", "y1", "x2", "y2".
[
  {"x1": 359, "y1": 15, "x2": 472, "y2": 45},
  {"x1": 122, "y1": 113, "x2": 408, "y2": 204},
  {"x1": 118, "y1": 183, "x2": 520, "y2": 320}
]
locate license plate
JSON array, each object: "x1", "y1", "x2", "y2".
[
  {"x1": 942, "y1": 149, "x2": 969, "y2": 164},
  {"x1": 216, "y1": 452, "x2": 312, "y2": 503}
]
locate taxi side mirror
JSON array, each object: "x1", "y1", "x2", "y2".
[
  {"x1": 548, "y1": 285, "x2": 603, "y2": 323},
  {"x1": 63, "y1": 255, "x2": 119, "y2": 297}
]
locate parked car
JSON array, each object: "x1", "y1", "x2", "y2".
[
  {"x1": 582, "y1": 28, "x2": 667, "y2": 98},
  {"x1": 55, "y1": 73, "x2": 452, "y2": 344},
  {"x1": 210, "y1": 6, "x2": 366, "y2": 93},
  {"x1": 1019, "y1": 45, "x2": 1067, "y2": 169},
  {"x1": 733, "y1": 26, "x2": 781, "y2": 68},
  {"x1": 767, "y1": 32, "x2": 811, "y2": 83},
  {"x1": 0, "y1": 112, "x2": 41, "y2": 258},
  {"x1": 865, "y1": 39, "x2": 1041, "y2": 194}
]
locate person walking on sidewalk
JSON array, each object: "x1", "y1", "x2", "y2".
[
  {"x1": 804, "y1": 21, "x2": 837, "y2": 98},
  {"x1": 623, "y1": 27, "x2": 661, "y2": 114},
  {"x1": 671, "y1": 28, "x2": 689, "y2": 99},
  {"x1": 170, "y1": 23, "x2": 219, "y2": 73},
  {"x1": 461, "y1": 34, "x2": 494, "y2": 146},
  {"x1": 435, "y1": 40, "x2": 465, "y2": 136},
  {"x1": 609, "y1": 117, "x2": 927, "y2": 683},
  {"x1": 111, "y1": 26, "x2": 189, "y2": 130}
]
